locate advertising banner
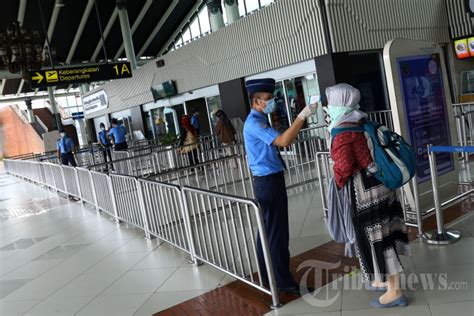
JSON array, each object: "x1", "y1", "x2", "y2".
[{"x1": 397, "y1": 54, "x2": 454, "y2": 182}]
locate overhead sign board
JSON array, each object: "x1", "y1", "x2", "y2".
[
  {"x1": 28, "y1": 62, "x2": 132, "y2": 89},
  {"x1": 71, "y1": 111, "x2": 85, "y2": 120},
  {"x1": 83, "y1": 90, "x2": 108, "y2": 115}
]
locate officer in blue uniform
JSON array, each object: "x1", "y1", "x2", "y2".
[
  {"x1": 98, "y1": 123, "x2": 113, "y2": 162},
  {"x1": 244, "y1": 78, "x2": 317, "y2": 295},
  {"x1": 108, "y1": 118, "x2": 128, "y2": 150},
  {"x1": 56, "y1": 129, "x2": 77, "y2": 167}
]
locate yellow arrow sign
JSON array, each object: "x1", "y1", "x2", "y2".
[{"x1": 31, "y1": 72, "x2": 44, "y2": 84}]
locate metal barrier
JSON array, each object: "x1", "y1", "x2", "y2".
[
  {"x1": 138, "y1": 178, "x2": 194, "y2": 254},
  {"x1": 151, "y1": 155, "x2": 253, "y2": 198},
  {"x1": 453, "y1": 103, "x2": 474, "y2": 161},
  {"x1": 367, "y1": 110, "x2": 394, "y2": 130},
  {"x1": 315, "y1": 152, "x2": 332, "y2": 215},
  {"x1": 421, "y1": 145, "x2": 474, "y2": 245},
  {"x1": 89, "y1": 171, "x2": 116, "y2": 217},
  {"x1": 61, "y1": 165, "x2": 81, "y2": 198},
  {"x1": 181, "y1": 186, "x2": 279, "y2": 308},
  {"x1": 281, "y1": 136, "x2": 328, "y2": 189},
  {"x1": 77, "y1": 167, "x2": 96, "y2": 205},
  {"x1": 109, "y1": 174, "x2": 149, "y2": 234}
]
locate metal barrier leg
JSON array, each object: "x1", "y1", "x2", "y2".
[
  {"x1": 136, "y1": 179, "x2": 152, "y2": 239},
  {"x1": 411, "y1": 177, "x2": 423, "y2": 237},
  {"x1": 422, "y1": 148, "x2": 462, "y2": 245}
]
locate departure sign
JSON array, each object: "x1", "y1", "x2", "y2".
[{"x1": 28, "y1": 62, "x2": 132, "y2": 88}]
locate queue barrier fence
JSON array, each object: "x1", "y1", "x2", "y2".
[{"x1": 4, "y1": 156, "x2": 281, "y2": 308}]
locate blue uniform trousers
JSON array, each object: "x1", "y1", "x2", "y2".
[
  {"x1": 254, "y1": 171, "x2": 296, "y2": 289},
  {"x1": 61, "y1": 152, "x2": 77, "y2": 167}
]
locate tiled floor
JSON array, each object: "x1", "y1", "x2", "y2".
[
  {"x1": 1, "y1": 159, "x2": 473, "y2": 316},
  {"x1": 0, "y1": 165, "x2": 330, "y2": 315}
]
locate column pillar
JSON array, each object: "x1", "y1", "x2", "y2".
[
  {"x1": 48, "y1": 87, "x2": 61, "y2": 130},
  {"x1": 224, "y1": 0, "x2": 240, "y2": 24},
  {"x1": 117, "y1": 0, "x2": 138, "y2": 70},
  {"x1": 205, "y1": 0, "x2": 225, "y2": 32},
  {"x1": 25, "y1": 98, "x2": 35, "y2": 123}
]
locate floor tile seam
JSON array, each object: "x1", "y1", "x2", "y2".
[
  {"x1": 131, "y1": 292, "x2": 160, "y2": 316},
  {"x1": 71, "y1": 266, "x2": 179, "y2": 315},
  {"x1": 296, "y1": 190, "x2": 318, "y2": 238},
  {"x1": 17, "y1": 230, "x2": 143, "y2": 311}
]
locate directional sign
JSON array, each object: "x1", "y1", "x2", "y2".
[
  {"x1": 71, "y1": 112, "x2": 84, "y2": 120},
  {"x1": 28, "y1": 62, "x2": 132, "y2": 89}
]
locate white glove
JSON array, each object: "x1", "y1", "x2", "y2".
[{"x1": 297, "y1": 103, "x2": 318, "y2": 121}]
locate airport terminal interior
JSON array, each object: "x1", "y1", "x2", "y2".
[{"x1": 0, "y1": 0, "x2": 474, "y2": 315}]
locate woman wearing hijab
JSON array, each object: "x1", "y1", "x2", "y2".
[
  {"x1": 178, "y1": 115, "x2": 200, "y2": 166},
  {"x1": 327, "y1": 83, "x2": 410, "y2": 308},
  {"x1": 214, "y1": 110, "x2": 237, "y2": 167}
]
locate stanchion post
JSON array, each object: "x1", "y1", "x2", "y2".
[{"x1": 422, "y1": 145, "x2": 462, "y2": 245}]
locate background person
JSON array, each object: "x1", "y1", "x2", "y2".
[
  {"x1": 56, "y1": 129, "x2": 77, "y2": 167},
  {"x1": 243, "y1": 78, "x2": 317, "y2": 296},
  {"x1": 215, "y1": 109, "x2": 237, "y2": 167},
  {"x1": 98, "y1": 123, "x2": 112, "y2": 163},
  {"x1": 327, "y1": 83, "x2": 410, "y2": 309},
  {"x1": 178, "y1": 115, "x2": 200, "y2": 167},
  {"x1": 108, "y1": 118, "x2": 128, "y2": 151},
  {"x1": 191, "y1": 110, "x2": 201, "y2": 135}
]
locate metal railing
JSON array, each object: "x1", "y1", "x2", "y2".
[
  {"x1": 367, "y1": 110, "x2": 394, "y2": 130},
  {"x1": 182, "y1": 186, "x2": 279, "y2": 307},
  {"x1": 3, "y1": 157, "x2": 281, "y2": 307},
  {"x1": 453, "y1": 103, "x2": 474, "y2": 161}
]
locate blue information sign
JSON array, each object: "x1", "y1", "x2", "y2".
[{"x1": 397, "y1": 54, "x2": 454, "y2": 183}]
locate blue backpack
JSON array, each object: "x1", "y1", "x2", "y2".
[{"x1": 331, "y1": 121, "x2": 416, "y2": 189}]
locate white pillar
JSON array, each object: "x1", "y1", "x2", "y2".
[
  {"x1": 206, "y1": 0, "x2": 225, "y2": 32},
  {"x1": 117, "y1": 0, "x2": 138, "y2": 70},
  {"x1": 224, "y1": 0, "x2": 240, "y2": 24},
  {"x1": 48, "y1": 87, "x2": 61, "y2": 130}
]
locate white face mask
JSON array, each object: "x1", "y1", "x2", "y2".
[
  {"x1": 60, "y1": 132, "x2": 66, "y2": 138},
  {"x1": 101, "y1": 127, "x2": 105, "y2": 131}
]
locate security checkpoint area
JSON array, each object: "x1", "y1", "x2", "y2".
[{"x1": 1, "y1": 0, "x2": 474, "y2": 315}]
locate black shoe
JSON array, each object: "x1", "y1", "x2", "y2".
[{"x1": 278, "y1": 285, "x2": 315, "y2": 296}]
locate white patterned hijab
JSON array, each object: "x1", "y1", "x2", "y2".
[{"x1": 325, "y1": 83, "x2": 367, "y2": 132}]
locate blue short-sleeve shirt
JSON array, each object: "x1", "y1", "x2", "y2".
[
  {"x1": 243, "y1": 109, "x2": 284, "y2": 177},
  {"x1": 56, "y1": 137, "x2": 75, "y2": 154},
  {"x1": 98, "y1": 130, "x2": 110, "y2": 146},
  {"x1": 108, "y1": 125, "x2": 127, "y2": 144}
]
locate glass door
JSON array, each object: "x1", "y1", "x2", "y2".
[{"x1": 269, "y1": 81, "x2": 291, "y2": 133}]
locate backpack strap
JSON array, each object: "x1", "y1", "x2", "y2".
[{"x1": 330, "y1": 126, "x2": 364, "y2": 139}]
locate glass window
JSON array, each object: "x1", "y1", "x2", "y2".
[
  {"x1": 260, "y1": 0, "x2": 274, "y2": 7},
  {"x1": 238, "y1": 0, "x2": 246, "y2": 16},
  {"x1": 182, "y1": 27, "x2": 191, "y2": 43},
  {"x1": 461, "y1": 70, "x2": 474, "y2": 94},
  {"x1": 198, "y1": 6, "x2": 211, "y2": 34},
  {"x1": 189, "y1": 16, "x2": 201, "y2": 39},
  {"x1": 245, "y1": 0, "x2": 260, "y2": 13},
  {"x1": 270, "y1": 81, "x2": 290, "y2": 133},
  {"x1": 206, "y1": 95, "x2": 223, "y2": 130}
]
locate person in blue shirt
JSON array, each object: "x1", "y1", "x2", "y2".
[
  {"x1": 98, "y1": 122, "x2": 112, "y2": 163},
  {"x1": 244, "y1": 78, "x2": 317, "y2": 296},
  {"x1": 108, "y1": 118, "x2": 128, "y2": 150},
  {"x1": 190, "y1": 110, "x2": 201, "y2": 135},
  {"x1": 56, "y1": 129, "x2": 77, "y2": 167}
]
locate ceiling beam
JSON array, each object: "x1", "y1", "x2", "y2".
[
  {"x1": 0, "y1": 91, "x2": 80, "y2": 104},
  {"x1": 16, "y1": 80, "x2": 25, "y2": 96},
  {"x1": 114, "y1": 0, "x2": 153, "y2": 59},
  {"x1": 66, "y1": 0, "x2": 95, "y2": 64},
  {"x1": 157, "y1": 1, "x2": 203, "y2": 56},
  {"x1": 18, "y1": 0, "x2": 27, "y2": 26},
  {"x1": 137, "y1": 0, "x2": 179, "y2": 57},
  {"x1": 43, "y1": 0, "x2": 63, "y2": 49},
  {"x1": 91, "y1": 8, "x2": 118, "y2": 62}
]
